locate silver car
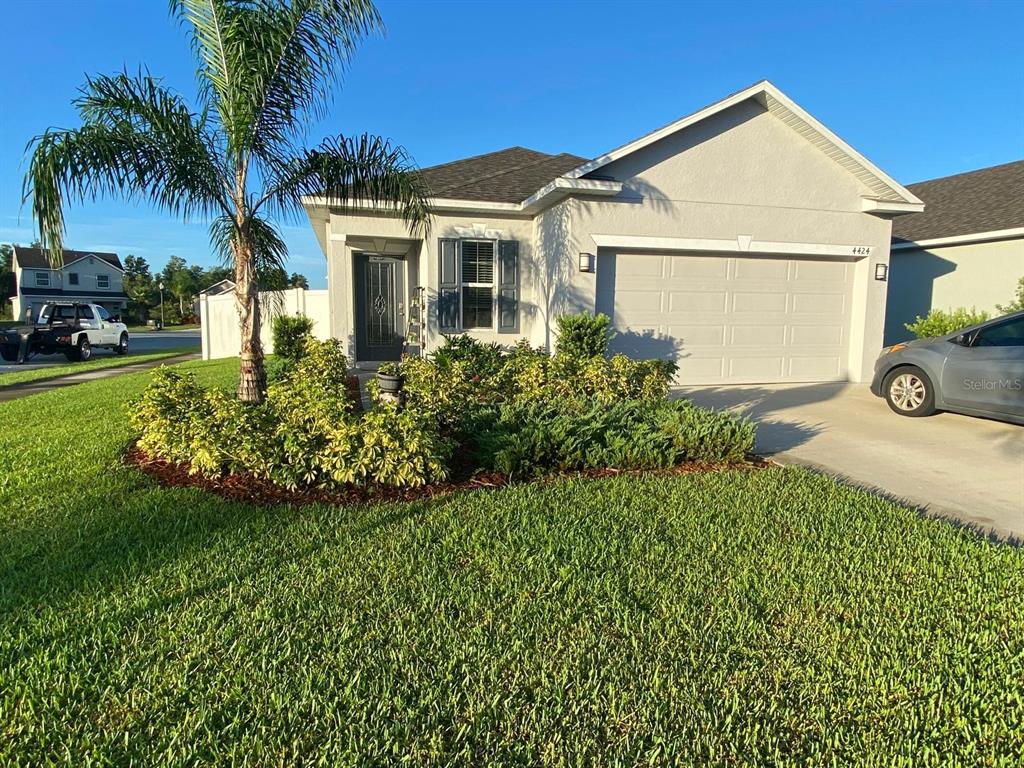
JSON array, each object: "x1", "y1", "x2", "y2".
[{"x1": 870, "y1": 310, "x2": 1024, "y2": 425}]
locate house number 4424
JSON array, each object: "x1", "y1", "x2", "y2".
[{"x1": 851, "y1": 246, "x2": 872, "y2": 255}]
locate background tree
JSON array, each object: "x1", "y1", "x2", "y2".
[
  {"x1": 123, "y1": 254, "x2": 156, "y2": 322},
  {"x1": 288, "y1": 272, "x2": 309, "y2": 289},
  {"x1": 0, "y1": 244, "x2": 14, "y2": 319},
  {"x1": 996, "y1": 276, "x2": 1024, "y2": 314},
  {"x1": 24, "y1": 0, "x2": 431, "y2": 401}
]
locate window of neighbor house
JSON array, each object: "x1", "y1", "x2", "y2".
[
  {"x1": 97, "y1": 274, "x2": 110, "y2": 289},
  {"x1": 35, "y1": 271, "x2": 50, "y2": 287},
  {"x1": 68, "y1": 272, "x2": 79, "y2": 286}
]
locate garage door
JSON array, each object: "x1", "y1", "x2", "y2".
[{"x1": 596, "y1": 251, "x2": 855, "y2": 384}]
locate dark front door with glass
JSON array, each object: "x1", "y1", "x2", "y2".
[{"x1": 355, "y1": 254, "x2": 404, "y2": 361}]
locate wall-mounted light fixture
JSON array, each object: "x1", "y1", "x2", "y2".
[
  {"x1": 874, "y1": 263, "x2": 888, "y2": 281},
  {"x1": 579, "y1": 252, "x2": 595, "y2": 273}
]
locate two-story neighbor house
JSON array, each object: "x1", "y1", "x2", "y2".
[
  {"x1": 10, "y1": 246, "x2": 129, "y2": 322},
  {"x1": 303, "y1": 81, "x2": 923, "y2": 385}
]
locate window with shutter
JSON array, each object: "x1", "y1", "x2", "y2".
[{"x1": 437, "y1": 237, "x2": 519, "y2": 332}]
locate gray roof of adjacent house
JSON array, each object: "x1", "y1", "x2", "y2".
[
  {"x1": 891, "y1": 160, "x2": 1024, "y2": 244},
  {"x1": 13, "y1": 246, "x2": 123, "y2": 271},
  {"x1": 419, "y1": 147, "x2": 588, "y2": 203}
]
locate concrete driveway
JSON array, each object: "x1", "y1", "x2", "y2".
[
  {"x1": 0, "y1": 329, "x2": 199, "y2": 375},
  {"x1": 681, "y1": 383, "x2": 1024, "y2": 541}
]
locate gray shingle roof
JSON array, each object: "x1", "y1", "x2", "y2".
[
  {"x1": 13, "y1": 246, "x2": 123, "y2": 271},
  {"x1": 419, "y1": 147, "x2": 587, "y2": 203},
  {"x1": 891, "y1": 160, "x2": 1024, "y2": 243}
]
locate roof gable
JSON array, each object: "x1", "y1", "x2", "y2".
[
  {"x1": 891, "y1": 160, "x2": 1024, "y2": 243},
  {"x1": 567, "y1": 81, "x2": 922, "y2": 210}
]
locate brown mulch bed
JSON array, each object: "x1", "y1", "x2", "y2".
[{"x1": 124, "y1": 444, "x2": 769, "y2": 509}]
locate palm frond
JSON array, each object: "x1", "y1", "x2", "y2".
[
  {"x1": 169, "y1": 0, "x2": 240, "y2": 139},
  {"x1": 24, "y1": 73, "x2": 230, "y2": 266},
  {"x1": 236, "y1": 0, "x2": 381, "y2": 164},
  {"x1": 256, "y1": 133, "x2": 431, "y2": 235},
  {"x1": 209, "y1": 213, "x2": 288, "y2": 284}
]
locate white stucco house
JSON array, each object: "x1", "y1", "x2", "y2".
[
  {"x1": 885, "y1": 160, "x2": 1023, "y2": 343},
  {"x1": 10, "y1": 246, "x2": 129, "y2": 323},
  {"x1": 303, "y1": 81, "x2": 924, "y2": 384}
]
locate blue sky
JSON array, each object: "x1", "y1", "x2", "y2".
[{"x1": 3, "y1": 0, "x2": 1022, "y2": 288}]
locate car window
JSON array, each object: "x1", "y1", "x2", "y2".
[
  {"x1": 975, "y1": 317, "x2": 1024, "y2": 347},
  {"x1": 77, "y1": 305, "x2": 94, "y2": 320},
  {"x1": 96, "y1": 306, "x2": 111, "y2": 321}
]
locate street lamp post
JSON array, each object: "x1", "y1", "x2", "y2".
[{"x1": 158, "y1": 281, "x2": 165, "y2": 330}]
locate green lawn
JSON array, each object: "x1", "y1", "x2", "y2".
[
  {"x1": 1, "y1": 360, "x2": 1022, "y2": 765},
  {"x1": 0, "y1": 346, "x2": 196, "y2": 388}
]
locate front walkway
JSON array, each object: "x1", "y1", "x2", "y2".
[{"x1": 679, "y1": 382, "x2": 1024, "y2": 541}]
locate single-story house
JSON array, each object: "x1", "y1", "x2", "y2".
[
  {"x1": 10, "y1": 246, "x2": 129, "y2": 323},
  {"x1": 885, "y1": 160, "x2": 1024, "y2": 343},
  {"x1": 303, "y1": 80, "x2": 924, "y2": 384}
]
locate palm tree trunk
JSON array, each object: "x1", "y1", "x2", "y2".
[{"x1": 234, "y1": 235, "x2": 265, "y2": 403}]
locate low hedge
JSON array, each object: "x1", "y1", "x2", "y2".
[
  {"x1": 130, "y1": 328, "x2": 755, "y2": 490},
  {"x1": 131, "y1": 339, "x2": 452, "y2": 489},
  {"x1": 476, "y1": 400, "x2": 754, "y2": 479}
]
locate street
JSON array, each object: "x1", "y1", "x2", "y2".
[{"x1": 0, "y1": 329, "x2": 200, "y2": 374}]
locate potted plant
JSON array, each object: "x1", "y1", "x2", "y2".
[{"x1": 376, "y1": 362, "x2": 403, "y2": 398}]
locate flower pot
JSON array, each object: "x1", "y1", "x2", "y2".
[{"x1": 376, "y1": 373, "x2": 403, "y2": 395}]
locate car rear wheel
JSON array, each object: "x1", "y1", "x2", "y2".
[
  {"x1": 115, "y1": 332, "x2": 129, "y2": 355},
  {"x1": 76, "y1": 337, "x2": 92, "y2": 362},
  {"x1": 883, "y1": 367, "x2": 936, "y2": 417}
]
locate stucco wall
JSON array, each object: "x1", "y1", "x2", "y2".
[
  {"x1": 885, "y1": 237, "x2": 1024, "y2": 343},
  {"x1": 324, "y1": 210, "x2": 540, "y2": 360},
  {"x1": 557, "y1": 103, "x2": 894, "y2": 382},
  {"x1": 315, "y1": 100, "x2": 899, "y2": 381}
]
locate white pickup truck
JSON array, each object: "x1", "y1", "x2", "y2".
[{"x1": 0, "y1": 302, "x2": 130, "y2": 364}]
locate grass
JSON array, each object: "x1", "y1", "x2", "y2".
[
  {"x1": 1, "y1": 360, "x2": 1022, "y2": 765},
  {"x1": 0, "y1": 346, "x2": 197, "y2": 388}
]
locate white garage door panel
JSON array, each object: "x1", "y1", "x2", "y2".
[{"x1": 598, "y1": 251, "x2": 855, "y2": 384}]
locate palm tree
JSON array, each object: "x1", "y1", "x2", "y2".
[{"x1": 24, "y1": 0, "x2": 431, "y2": 402}]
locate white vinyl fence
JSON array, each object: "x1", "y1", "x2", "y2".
[{"x1": 199, "y1": 288, "x2": 330, "y2": 360}]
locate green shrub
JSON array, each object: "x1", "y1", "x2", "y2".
[
  {"x1": 555, "y1": 312, "x2": 611, "y2": 358},
  {"x1": 905, "y1": 307, "x2": 990, "y2": 339},
  {"x1": 996, "y1": 275, "x2": 1024, "y2": 314},
  {"x1": 131, "y1": 341, "x2": 451, "y2": 489},
  {"x1": 431, "y1": 334, "x2": 506, "y2": 378},
  {"x1": 478, "y1": 399, "x2": 753, "y2": 479},
  {"x1": 271, "y1": 314, "x2": 314, "y2": 363}
]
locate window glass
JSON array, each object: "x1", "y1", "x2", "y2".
[
  {"x1": 97, "y1": 274, "x2": 110, "y2": 289},
  {"x1": 975, "y1": 317, "x2": 1024, "y2": 347},
  {"x1": 461, "y1": 241, "x2": 494, "y2": 284},
  {"x1": 35, "y1": 271, "x2": 50, "y2": 287},
  {"x1": 96, "y1": 306, "x2": 111, "y2": 321},
  {"x1": 77, "y1": 305, "x2": 94, "y2": 320},
  {"x1": 462, "y1": 287, "x2": 493, "y2": 329},
  {"x1": 68, "y1": 272, "x2": 79, "y2": 285},
  {"x1": 460, "y1": 241, "x2": 494, "y2": 329}
]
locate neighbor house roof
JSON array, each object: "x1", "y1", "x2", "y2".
[
  {"x1": 890, "y1": 160, "x2": 1024, "y2": 245},
  {"x1": 419, "y1": 147, "x2": 588, "y2": 203},
  {"x1": 13, "y1": 246, "x2": 123, "y2": 271}
]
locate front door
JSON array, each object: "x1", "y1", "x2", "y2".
[{"x1": 354, "y1": 254, "x2": 405, "y2": 361}]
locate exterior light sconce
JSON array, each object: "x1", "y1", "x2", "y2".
[
  {"x1": 579, "y1": 252, "x2": 595, "y2": 273},
  {"x1": 874, "y1": 263, "x2": 888, "y2": 281}
]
